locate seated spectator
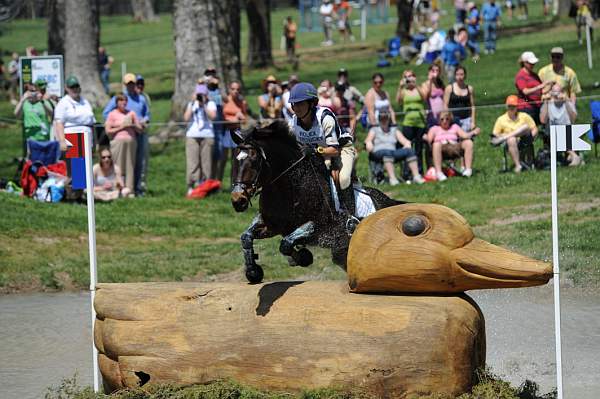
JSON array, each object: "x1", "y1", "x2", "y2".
[
  {"x1": 93, "y1": 148, "x2": 131, "y2": 201},
  {"x1": 427, "y1": 110, "x2": 477, "y2": 180},
  {"x1": 104, "y1": 94, "x2": 142, "y2": 193},
  {"x1": 258, "y1": 75, "x2": 283, "y2": 120},
  {"x1": 14, "y1": 82, "x2": 53, "y2": 143},
  {"x1": 365, "y1": 110, "x2": 425, "y2": 185},
  {"x1": 491, "y1": 95, "x2": 538, "y2": 173},
  {"x1": 184, "y1": 84, "x2": 217, "y2": 195},
  {"x1": 540, "y1": 83, "x2": 582, "y2": 166}
]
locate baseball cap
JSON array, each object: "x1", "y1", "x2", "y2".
[
  {"x1": 34, "y1": 78, "x2": 47, "y2": 88},
  {"x1": 289, "y1": 82, "x2": 318, "y2": 104},
  {"x1": 505, "y1": 95, "x2": 519, "y2": 106},
  {"x1": 136, "y1": 74, "x2": 144, "y2": 82},
  {"x1": 338, "y1": 68, "x2": 348, "y2": 76},
  {"x1": 122, "y1": 73, "x2": 136, "y2": 84},
  {"x1": 520, "y1": 51, "x2": 539, "y2": 64},
  {"x1": 65, "y1": 75, "x2": 80, "y2": 88},
  {"x1": 195, "y1": 84, "x2": 208, "y2": 95},
  {"x1": 550, "y1": 47, "x2": 564, "y2": 55}
]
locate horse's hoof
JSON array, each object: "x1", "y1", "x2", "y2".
[
  {"x1": 245, "y1": 265, "x2": 264, "y2": 284},
  {"x1": 294, "y1": 248, "x2": 313, "y2": 267}
]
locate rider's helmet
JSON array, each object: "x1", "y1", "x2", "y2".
[{"x1": 289, "y1": 82, "x2": 318, "y2": 105}]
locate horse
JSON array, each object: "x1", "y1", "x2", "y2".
[{"x1": 230, "y1": 120, "x2": 404, "y2": 283}]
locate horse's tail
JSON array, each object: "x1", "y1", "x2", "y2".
[{"x1": 360, "y1": 186, "x2": 407, "y2": 210}]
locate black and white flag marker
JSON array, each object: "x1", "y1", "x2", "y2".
[
  {"x1": 551, "y1": 124, "x2": 592, "y2": 152},
  {"x1": 549, "y1": 123, "x2": 591, "y2": 399}
]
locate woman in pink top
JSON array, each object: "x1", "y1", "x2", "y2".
[
  {"x1": 104, "y1": 94, "x2": 143, "y2": 193},
  {"x1": 421, "y1": 64, "x2": 446, "y2": 126},
  {"x1": 426, "y1": 110, "x2": 477, "y2": 180}
]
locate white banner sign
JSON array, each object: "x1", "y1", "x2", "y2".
[
  {"x1": 19, "y1": 55, "x2": 64, "y2": 98},
  {"x1": 551, "y1": 124, "x2": 592, "y2": 152}
]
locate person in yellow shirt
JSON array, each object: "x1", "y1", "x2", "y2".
[
  {"x1": 491, "y1": 95, "x2": 538, "y2": 173},
  {"x1": 538, "y1": 47, "x2": 582, "y2": 103}
]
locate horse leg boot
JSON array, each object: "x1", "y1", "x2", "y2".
[
  {"x1": 279, "y1": 221, "x2": 315, "y2": 267},
  {"x1": 241, "y1": 214, "x2": 273, "y2": 283},
  {"x1": 339, "y1": 187, "x2": 360, "y2": 234}
]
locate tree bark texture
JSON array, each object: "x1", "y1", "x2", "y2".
[
  {"x1": 47, "y1": 0, "x2": 65, "y2": 55},
  {"x1": 63, "y1": 0, "x2": 108, "y2": 107},
  {"x1": 95, "y1": 281, "x2": 485, "y2": 397},
  {"x1": 171, "y1": 0, "x2": 241, "y2": 119},
  {"x1": 246, "y1": 0, "x2": 273, "y2": 68},
  {"x1": 131, "y1": 0, "x2": 157, "y2": 22}
]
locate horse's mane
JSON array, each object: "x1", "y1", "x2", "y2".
[{"x1": 247, "y1": 119, "x2": 300, "y2": 151}]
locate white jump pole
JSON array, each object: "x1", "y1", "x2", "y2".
[
  {"x1": 549, "y1": 126, "x2": 564, "y2": 399},
  {"x1": 586, "y1": 23, "x2": 593, "y2": 70},
  {"x1": 361, "y1": 3, "x2": 367, "y2": 41},
  {"x1": 84, "y1": 129, "x2": 100, "y2": 392}
]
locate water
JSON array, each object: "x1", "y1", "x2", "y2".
[{"x1": 1, "y1": 285, "x2": 599, "y2": 398}]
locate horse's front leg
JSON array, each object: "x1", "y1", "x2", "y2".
[
  {"x1": 279, "y1": 221, "x2": 316, "y2": 267},
  {"x1": 241, "y1": 213, "x2": 274, "y2": 284}
]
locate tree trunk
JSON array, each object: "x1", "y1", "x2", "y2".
[
  {"x1": 47, "y1": 0, "x2": 65, "y2": 55},
  {"x1": 556, "y1": 0, "x2": 572, "y2": 16},
  {"x1": 246, "y1": 0, "x2": 273, "y2": 68},
  {"x1": 131, "y1": 0, "x2": 158, "y2": 22},
  {"x1": 95, "y1": 281, "x2": 485, "y2": 397},
  {"x1": 171, "y1": 0, "x2": 241, "y2": 120},
  {"x1": 63, "y1": 0, "x2": 108, "y2": 107}
]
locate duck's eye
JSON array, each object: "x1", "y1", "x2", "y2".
[{"x1": 402, "y1": 215, "x2": 428, "y2": 236}]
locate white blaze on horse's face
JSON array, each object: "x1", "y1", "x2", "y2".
[{"x1": 236, "y1": 151, "x2": 249, "y2": 161}]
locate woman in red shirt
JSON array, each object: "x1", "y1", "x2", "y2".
[{"x1": 514, "y1": 51, "x2": 552, "y2": 124}]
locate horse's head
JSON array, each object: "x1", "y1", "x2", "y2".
[{"x1": 231, "y1": 138, "x2": 268, "y2": 212}]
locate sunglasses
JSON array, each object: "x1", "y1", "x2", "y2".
[
  {"x1": 440, "y1": 117, "x2": 452, "y2": 121},
  {"x1": 68, "y1": 85, "x2": 80, "y2": 89},
  {"x1": 373, "y1": 80, "x2": 383, "y2": 84},
  {"x1": 551, "y1": 54, "x2": 563, "y2": 59},
  {"x1": 101, "y1": 155, "x2": 112, "y2": 159}
]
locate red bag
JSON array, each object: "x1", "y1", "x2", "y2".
[{"x1": 186, "y1": 179, "x2": 221, "y2": 199}]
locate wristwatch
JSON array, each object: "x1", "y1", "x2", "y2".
[{"x1": 316, "y1": 146, "x2": 325, "y2": 154}]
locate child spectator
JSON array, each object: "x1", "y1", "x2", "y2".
[{"x1": 93, "y1": 148, "x2": 131, "y2": 201}]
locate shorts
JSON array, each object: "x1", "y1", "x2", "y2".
[
  {"x1": 456, "y1": 117, "x2": 472, "y2": 132},
  {"x1": 441, "y1": 142, "x2": 464, "y2": 158}
]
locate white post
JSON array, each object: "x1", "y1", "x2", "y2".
[
  {"x1": 549, "y1": 125, "x2": 564, "y2": 399},
  {"x1": 84, "y1": 130, "x2": 100, "y2": 392},
  {"x1": 121, "y1": 62, "x2": 127, "y2": 93},
  {"x1": 361, "y1": 3, "x2": 367, "y2": 41},
  {"x1": 586, "y1": 23, "x2": 593, "y2": 70}
]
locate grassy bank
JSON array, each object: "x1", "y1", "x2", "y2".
[{"x1": 0, "y1": 5, "x2": 599, "y2": 292}]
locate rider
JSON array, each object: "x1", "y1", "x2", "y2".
[{"x1": 287, "y1": 82, "x2": 358, "y2": 222}]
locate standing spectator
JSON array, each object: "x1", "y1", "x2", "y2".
[
  {"x1": 14, "y1": 82, "x2": 53, "y2": 142},
  {"x1": 334, "y1": 0, "x2": 355, "y2": 42},
  {"x1": 93, "y1": 148, "x2": 131, "y2": 201},
  {"x1": 421, "y1": 63, "x2": 446, "y2": 126},
  {"x1": 396, "y1": 0, "x2": 413, "y2": 40},
  {"x1": 284, "y1": 16, "x2": 298, "y2": 65},
  {"x1": 504, "y1": 0, "x2": 514, "y2": 20},
  {"x1": 54, "y1": 76, "x2": 96, "y2": 153},
  {"x1": 318, "y1": 79, "x2": 335, "y2": 109},
  {"x1": 184, "y1": 84, "x2": 217, "y2": 194},
  {"x1": 540, "y1": 83, "x2": 582, "y2": 166},
  {"x1": 576, "y1": 0, "x2": 594, "y2": 44},
  {"x1": 204, "y1": 72, "x2": 226, "y2": 179},
  {"x1": 517, "y1": 0, "x2": 528, "y2": 20},
  {"x1": 396, "y1": 69, "x2": 427, "y2": 173},
  {"x1": 441, "y1": 29, "x2": 466, "y2": 83},
  {"x1": 537, "y1": 47, "x2": 582, "y2": 103},
  {"x1": 465, "y1": 3, "x2": 481, "y2": 61},
  {"x1": 455, "y1": 0, "x2": 467, "y2": 23},
  {"x1": 426, "y1": 110, "x2": 477, "y2": 180},
  {"x1": 136, "y1": 75, "x2": 151, "y2": 107},
  {"x1": 336, "y1": 68, "x2": 364, "y2": 104},
  {"x1": 444, "y1": 66, "x2": 477, "y2": 133},
  {"x1": 543, "y1": 0, "x2": 551, "y2": 16},
  {"x1": 515, "y1": 51, "x2": 550, "y2": 125},
  {"x1": 220, "y1": 81, "x2": 249, "y2": 182},
  {"x1": 482, "y1": 0, "x2": 501, "y2": 55},
  {"x1": 8, "y1": 52, "x2": 19, "y2": 105},
  {"x1": 320, "y1": 0, "x2": 335, "y2": 46},
  {"x1": 364, "y1": 72, "x2": 397, "y2": 128},
  {"x1": 103, "y1": 73, "x2": 150, "y2": 196},
  {"x1": 104, "y1": 94, "x2": 142, "y2": 193},
  {"x1": 282, "y1": 75, "x2": 299, "y2": 124},
  {"x1": 333, "y1": 82, "x2": 357, "y2": 140},
  {"x1": 332, "y1": 82, "x2": 358, "y2": 196},
  {"x1": 98, "y1": 47, "x2": 114, "y2": 95},
  {"x1": 258, "y1": 75, "x2": 283, "y2": 120},
  {"x1": 491, "y1": 95, "x2": 538, "y2": 173},
  {"x1": 365, "y1": 110, "x2": 425, "y2": 185}
]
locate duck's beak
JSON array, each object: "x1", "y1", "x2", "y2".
[{"x1": 450, "y1": 238, "x2": 553, "y2": 290}]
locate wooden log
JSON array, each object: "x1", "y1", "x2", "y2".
[
  {"x1": 95, "y1": 281, "x2": 485, "y2": 397},
  {"x1": 347, "y1": 204, "x2": 553, "y2": 294}
]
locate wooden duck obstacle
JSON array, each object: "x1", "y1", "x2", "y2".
[{"x1": 94, "y1": 204, "x2": 552, "y2": 397}]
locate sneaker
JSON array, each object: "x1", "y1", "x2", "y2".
[
  {"x1": 462, "y1": 168, "x2": 473, "y2": 177},
  {"x1": 413, "y1": 174, "x2": 426, "y2": 184},
  {"x1": 436, "y1": 171, "x2": 447, "y2": 181},
  {"x1": 389, "y1": 178, "x2": 400, "y2": 186},
  {"x1": 569, "y1": 153, "x2": 582, "y2": 166},
  {"x1": 483, "y1": 49, "x2": 489, "y2": 55},
  {"x1": 514, "y1": 165, "x2": 522, "y2": 174}
]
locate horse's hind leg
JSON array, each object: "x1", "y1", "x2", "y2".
[
  {"x1": 279, "y1": 221, "x2": 315, "y2": 267},
  {"x1": 241, "y1": 213, "x2": 273, "y2": 284}
]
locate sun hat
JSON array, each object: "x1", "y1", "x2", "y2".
[
  {"x1": 289, "y1": 82, "x2": 318, "y2": 104},
  {"x1": 65, "y1": 75, "x2": 79, "y2": 88},
  {"x1": 136, "y1": 74, "x2": 144, "y2": 83},
  {"x1": 338, "y1": 68, "x2": 348, "y2": 76},
  {"x1": 261, "y1": 75, "x2": 279, "y2": 91},
  {"x1": 520, "y1": 51, "x2": 539, "y2": 64},
  {"x1": 505, "y1": 95, "x2": 519, "y2": 106},
  {"x1": 122, "y1": 73, "x2": 136, "y2": 84}
]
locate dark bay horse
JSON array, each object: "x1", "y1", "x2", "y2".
[{"x1": 230, "y1": 120, "x2": 403, "y2": 283}]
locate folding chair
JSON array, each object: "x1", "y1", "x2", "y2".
[{"x1": 590, "y1": 101, "x2": 600, "y2": 158}]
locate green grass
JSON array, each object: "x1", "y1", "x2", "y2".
[{"x1": 0, "y1": 5, "x2": 599, "y2": 292}]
